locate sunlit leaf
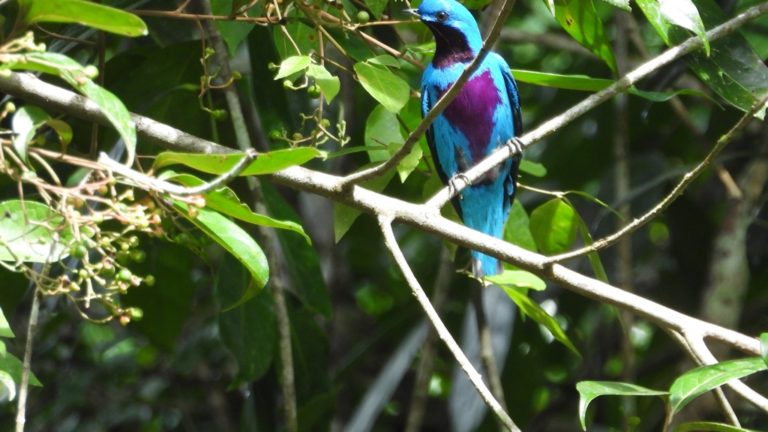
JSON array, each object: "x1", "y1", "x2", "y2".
[
  {"x1": 306, "y1": 64, "x2": 341, "y2": 103},
  {"x1": 0, "y1": 308, "x2": 13, "y2": 339},
  {"x1": 0, "y1": 200, "x2": 69, "y2": 263},
  {"x1": 354, "y1": 62, "x2": 410, "y2": 113},
  {"x1": 675, "y1": 421, "x2": 760, "y2": 432},
  {"x1": 18, "y1": 0, "x2": 147, "y2": 36},
  {"x1": 519, "y1": 159, "x2": 547, "y2": 177},
  {"x1": 576, "y1": 381, "x2": 666, "y2": 431},
  {"x1": 274, "y1": 55, "x2": 311, "y2": 80},
  {"x1": 173, "y1": 201, "x2": 269, "y2": 307},
  {"x1": 486, "y1": 269, "x2": 546, "y2": 291},
  {"x1": 502, "y1": 285, "x2": 579, "y2": 355},
  {"x1": 760, "y1": 332, "x2": 768, "y2": 367},
  {"x1": 365, "y1": 105, "x2": 403, "y2": 163},
  {"x1": 599, "y1": 0, "x2": 630, "y2": 11},
  {"x1": 529, "y1": 198, "x2": 578, "y2": 255},
  {"x1": 154, "y1": 147, "x2": 323, "y2": 175},
  {"x1": 0, "y1": 370, "x2": 15, "y2": 403},
  {"x1": 658, "y1": 0, "x2": 709, "y2": 55},
  {"x1": 11, "y1": 106, "x2": 50, "y2": 161},
  {"x1": 669, "y1": 357, "x2": 766, "y2": 415},
  {"x1": 551, "y1": 0, "x2": 617, "y2": 73}
]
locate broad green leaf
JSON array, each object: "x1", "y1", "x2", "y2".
[
  {"x1": 334, "y1": 170, "x2": 396, "y2": 242},
  {"x1": 551, "y1": 0, "x2": 617, "y2": 73},
  {"x1": 354, "y1": 62, "x2": 410, "y2": 113},
  {"x1": 2, "y1": 52, "x2": 137, "y2": 165},
  {"x1": 0, "y1": 370, "x2": 15, "y2": 403},
  {"x1": 365, "y1": 105, "x2": 403, "y2": 162},
  {"x1": 574, "y1": 211, "x2": 608, "y2": 282},
  {"x1": 45, "y1": 119, "x2": 74, "y2": 147},
  {"x1": 0, "y1": 351, "x2": 41, "y2": 388},
  {"x1": 675, "y1": 422, "x2": 760, "y2": 432},
  {"x1": 504, "y1": 200, "x2": 538, "y2": 252},
  {"x1": 274, "y1": 55, "x2": 311, "y2": 80},
  {"x1": 576, "y1": 381, "x2": 667, "y2": 431},
  {"x1": 0, "y1": 200, "x2": 69, "y2": 263},
  {"x1": 761, "y1": 332, "x2": 768, "y2": 367},
  {"x1": 367, "y1": 55, "x2": 401, "y2": 68},
  {"x1": 658, "y1": 0, "x2": 709, "y2": 55},
  {"x1": 11, "y1": 106, "x2": 50, "y2": 161},
  {"x1": 637, "y1": 0, "x2": 768, "y2": 113},
  {"x1": 669, "y1": 357, "x2": 767, "y2": 415},
  {"x1": 18, "y1": 0, "x2": 147, "y2": 36},
  {"x1": 154, "y1": 147, "x2": 323, "y2": 175},
  {"x1": 364, "y1": 0, "x2": 388, "y2": 19},
  {"x1": 262, "y1": 183, "x2": 331, "y2": 317},
  {"x1": 599, "y1": 0, "x2": 630, "y2": 11},
  {"x1": 306, "y1": 64, "x2": 341, "y2": 103},
  {"x1": 163, "y1": 172, "x2": 311, "y2": 243},
  {"x1": 173, "y1": 202, "x2": 269, "y2": 305},
  {"x1": 215, "y1": 256, "x2": 276, "y2": 384},
  {"x1": 0, "y1": 308, "x2": 13, "y2": 339},
  {"x1": 519, "y1": 159, "x2": 547, "y2": 177},
  {"x1": 486, "y1": 269, "x2": 546, "y2": 291},
  {"x1": 502, "y1": 285, "x2": 579, "y2": 355},
  {"x1": 529, "y1": 198, "x2": 579, "y2": 255},
  {"x1": 212, "y1": 0, "x2": 256, "y2": 55}
]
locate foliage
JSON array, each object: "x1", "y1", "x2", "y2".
[{"x1": 0, "y1": 0, "x2": 767, "y2": 430}]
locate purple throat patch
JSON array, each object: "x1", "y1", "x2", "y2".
[{"x1": 440, "y1": 70, "x2": 501, "y2": 163}]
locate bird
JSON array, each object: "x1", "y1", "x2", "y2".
[{"x1": 410, "y1": 0, "x2": 522, "y2": 277}]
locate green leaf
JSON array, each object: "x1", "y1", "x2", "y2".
[
  {"x1": 274, "y1": 55, "x2": 311, "y2": 80},
  {"x1": 44, "y1": 119, "x2": 74, "y2": 147},
  {"x1": 529, "y1": 198, "x2": 579, "y2": 255},
  {"x1": 212, "y1": 0, "x2": 256, "y2": 55},
  {"x1": 486, "y1": 269, "x2": 546, "y2": 291},
  {"x1": 173, "y1": 202, "x2": 269, "y2": 307},
  {"x1": 154, "y1": 147, "x2": 323, "y2": 175},
  {"x1": 658, "y1": 0, "x2": 709, "y2": 55},
  {"x1": 637, "y1": 0, "x2": 768, "y2": 112},
  {"x1": 163, "y1": 172, "x2": 311, "y2": 243},
  {"x1": 11, "y1": 106, "x2": 50, "y2": 161},
  {"x1": 215, "y1": 256, "x2": 276, "y2": 384},
  {"x1": 0, "y1": 351, "x2": 42, "y2": 388},
  {"x1": 2, "y1": 52, "x2": 137, "y2": 165},
  {"x1": 0, "y1": 200, "x2": 69, "y2": 263},
  {"x1": 354, "y1": 62, "x2": 410, "y2": 113},
  {"x1": 761, "y1": 332, "x2": 768, "y2": 367},
  {"x1": 675, "y1": 421, "x2": 761, "y2": 432},
  {"x1": 512, "y1": 69, "x2": 614, "y2": 91},
  {"x1": 519, "y1": 159, "x2": 547, "y2": 177},
  {"x1": 551, "y1": 0, "x2": 617, "y2": 73},
  {"x1": 599, "y1": 0, "x2": 630, "y2": 11},
  {"x1": 365, "y1": 104, "x2": 403, "y2": 162},
  {"x1": 502, "y1": 286, "x2": 579, "y2": 355},
  {"x1": 0, "y1": 308, "x2": 13, "y2": 339},
  {"x1": 18, "y1": 0, "x2": 147, "y2": 36},
  {"x1": 574, "y1": 211, "x2": 608, "y2": 282},
  {"x1": 576, "y1": 381, "x2": 667, "y2": 431},
  {"x1": 364, "y1": 0, "x2": 388, "y2": 19},
  {"x1": 0, "y1": 370, "x2": 15, "y2": 402},
  {"x1": 334, "y1": 170, "x2": 396, "y2": 242},
  {"x1": 367, "y1": 55, "x2": 401, "y2": 68},
  {"x1": 504, "y1": 200, "x2": 538, "y2": 252},
  {"x1": 669, "y1": 357, "x2": 767, "y2": 415},
  {"x1": 306, "y1": 64, "x2": 341, "y2": 103}
]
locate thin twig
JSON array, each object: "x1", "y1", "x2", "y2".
[
  {"x1": 340, "y1": 0, "x2": 518, "y2": 185},
  {"x1": 377, "y1": 215, "x2": 520, "y2": 432},
  {"x1": 15, "y1": 287, "x2": 40, "y2": 432},
  {"x1": 98, "y1": 150, "x2": 256, "y2": 196},
  {"x1": 544, "y1": 95, "x2": 768, "y2": 264}
]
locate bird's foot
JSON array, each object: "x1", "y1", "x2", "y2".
[
  {"x1": 448, "y1": 173, "x2": 471, "y2": 197},
  {"x1": 505, "y1": 137, "x2": 524, "y2": 158}
]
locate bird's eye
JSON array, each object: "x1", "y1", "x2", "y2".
[{"x1": 436, "y1": 11, "x2": 448, "y2": 22}]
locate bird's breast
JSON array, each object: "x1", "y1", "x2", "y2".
[{"x1": 439, "y1": 69, "x2": 502, "y2": 164}]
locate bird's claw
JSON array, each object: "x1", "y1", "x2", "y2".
[
  {"x1": 506, "y1": 137, "x2": 524, "y2": 158},
  {"x1": 448, "y1": 173, "x2": 471, "y2": 197}
]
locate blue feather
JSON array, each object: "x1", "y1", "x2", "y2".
[{"x1": 415, "y1": 0, "x2": 522, "y2": 276}]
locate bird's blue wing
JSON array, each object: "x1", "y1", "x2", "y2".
[{"x1": 493, "y1": 55, "x2": 523, "y2": 211}]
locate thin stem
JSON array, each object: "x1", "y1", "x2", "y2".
[
  {"x1": 15, "y1": 288, "x2": 40, "y2": 432},
  {"x1": 378, "y1": 216, "x2": 520, "y2": 432}
]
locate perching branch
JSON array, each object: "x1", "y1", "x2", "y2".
[{"x1": 377, "y1": 216, "x2": 520, "y2": 432}]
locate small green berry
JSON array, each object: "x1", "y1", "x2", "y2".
[
  {"x1": 356, "y1": 10, "x2": 370, "y2": 24},
  {"x1": 117, "y1": 268, "x2": 132, "y2": 282},
  {"x1": 292, "y1": 132, "x2": 303, "y2": 141},
  {"x1": 307, "y1": 84, "x2": 322, "y2": 99}
]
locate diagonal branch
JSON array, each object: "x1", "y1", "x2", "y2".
[
  {"x1": 377, "y1": 215, "x2": 520, "y2": 431},
  {"x1": 340, "y1": 0, "x2": 517, "y2": 185}
]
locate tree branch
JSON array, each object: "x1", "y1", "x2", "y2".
[{"x1": 377, "y1": 216, "x2": 520, "y2": 431}]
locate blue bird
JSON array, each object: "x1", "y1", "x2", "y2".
[{"x1": 412, "y1": 0, "x2": 522, "y2": 277}]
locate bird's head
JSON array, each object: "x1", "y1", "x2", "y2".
[{"x1": 406, "y1": 0, "x2": 482, "y2": 63}]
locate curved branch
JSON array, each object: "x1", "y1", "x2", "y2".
[{"x1": 378, "y1": 216, "x2": 520, "y2": 431}]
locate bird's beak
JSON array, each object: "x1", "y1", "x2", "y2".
[{"x1": 404, "y1": 8, "x2": 420, "y2": 18}]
